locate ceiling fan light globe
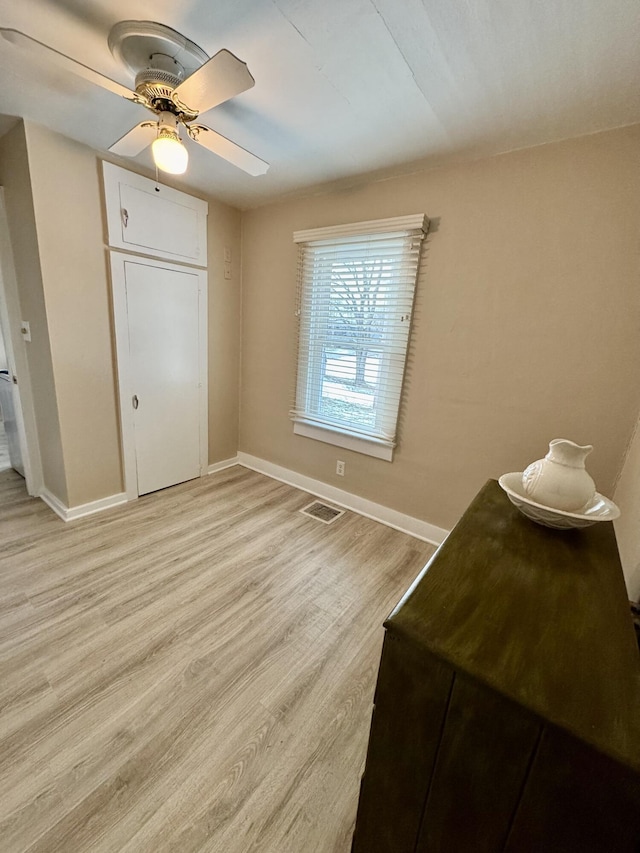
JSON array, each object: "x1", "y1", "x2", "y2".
[{"x1": 152, "y1": 134, "x2": 188, "y2": 175}]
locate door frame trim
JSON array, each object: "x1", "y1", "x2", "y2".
[
  {"x1": 0, "y1": 188, "x2": 41, "y2": 493},
  {"x1": 109, "y1": 250, "x2": 208, "y2": 500}
]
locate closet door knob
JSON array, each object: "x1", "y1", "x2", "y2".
[
  {"x1": 132, "y1": 394, "x2": 139, "y2": 410},
  {"x1": 121, "y1": 208, "x2": 129, "y2": 227}
]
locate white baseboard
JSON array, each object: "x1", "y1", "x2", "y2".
[
  {"x1": 39, "y1": 454, "x2": 449, "y2": 543},
  {"x1": 40, "y1": 488, "x2": 128, "y2": 522},
  {"x1": 37, "y1": 456, "x2": 237, "y2": 521},
  {"x1": 207, "y1": 456, "x2": 239, "y2": 475},
  {"x1": 236, "y1": 452, "x2": 449, "y2": 546},
  {"x1": 40, "y1": 488, "x2": 68, "y2": 521}
]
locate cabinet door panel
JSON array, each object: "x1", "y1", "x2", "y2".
[
  {"x1": 352, "y1": 634, "x2": 453, "y2": 853},
  {"x1": 103, "y1": 162, "x2": 207, "y2": 265},
  {"x1": 505, "y1": 728, "x2": 640, "y2": 853},
  {"x1": 417, "y1": 674, "x2": 540, "y2": 853},
  {"x1": 119, "y1": 184, "x2": 200, "y2": 260}
]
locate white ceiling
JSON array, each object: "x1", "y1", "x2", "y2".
[{"x1": 0, "y1": 0, "x2": 638, "y2": 209}]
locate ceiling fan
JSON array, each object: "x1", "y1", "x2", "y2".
[{"x1": 0, "y1": 20, "x2": 269, "y2": 177}]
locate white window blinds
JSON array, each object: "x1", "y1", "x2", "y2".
[{"x1": 292, "y1": 214, "x2": 428, "y2": 460}]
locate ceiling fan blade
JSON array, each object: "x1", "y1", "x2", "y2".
[
  {"x1": 109, "y1": 121, "x2": 157, "y2": 156},
  {"x1": 172, "y1": 49, "x2": 255, "y2": 116},
  {"x1": 187, "y1": 124, "x2": 269, "y2": 176},
  {"x1": 0, "y1": 28, "x2": 142, "y2": 103}
]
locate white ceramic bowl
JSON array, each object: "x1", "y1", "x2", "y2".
[{"x1": 498, "y1": 472, "x2": 620, "y2": 529}]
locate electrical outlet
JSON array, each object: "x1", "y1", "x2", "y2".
[{"x1": 336, "y1": 460, "x2": 345, "y2": 476}]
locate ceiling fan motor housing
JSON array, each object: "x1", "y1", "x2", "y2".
[{"x1": 135, "y1": 53, "x2": 183, "y2": 100}]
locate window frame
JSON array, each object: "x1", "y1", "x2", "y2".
[{"x1": 292, "y1": 214, "x2": 428, "y2": 461}]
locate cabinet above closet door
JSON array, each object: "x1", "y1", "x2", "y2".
[{"x1": 102, "y1": 161, "x2": 208, "y2": 266}]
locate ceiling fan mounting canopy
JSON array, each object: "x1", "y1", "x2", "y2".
[
  {"x1": 108, "y1": 21, "x2": 208, "y2": 80},
  {"x1": 108, "y1": 21, "x2": 208, "y2": 119}
]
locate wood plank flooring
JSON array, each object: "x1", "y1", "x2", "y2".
[{"x1": 0, "y1": 465, "x2": 436, "y2": 852}]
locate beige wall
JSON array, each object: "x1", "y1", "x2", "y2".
[
  {"x1": 0, "y1": 122, "x2": 67, "y2": 503},
  {"x1": 240, "y1": 124, "x2": 640, "y2": 532},
  {"x1": 24, "y1": 122, "x2": 123, "y2": 507},
  {"x1": 1, "y1": 121, "x2": 242, "y2": 507},
  {"x1": 23, "y1": 124, "x2": 243, "y2": 500},
  {"x1": 204, "y1": 198, "x2": 242, "y2": 464},
  {"x1": 4, "y1": 117, "x2": 639, "y2": 538},
  {"x1": 0, "y1": 318, "x2": 7, "y2": 371}
]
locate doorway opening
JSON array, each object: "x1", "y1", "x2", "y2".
[{"x1": 0, "y1": 188, "x2": 41, "y2": 495}]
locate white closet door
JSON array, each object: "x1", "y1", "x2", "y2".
[{"x1": 113, "y1": 255, "x2": 207, "y2": 497}]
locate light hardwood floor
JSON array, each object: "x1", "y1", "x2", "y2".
[{"x1": 0, "y1": 465, "x2": 435, "y2": 852}]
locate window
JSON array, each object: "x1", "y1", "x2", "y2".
[{"x1": 291, "y1": 214, "x2": 428, "y2": 461}]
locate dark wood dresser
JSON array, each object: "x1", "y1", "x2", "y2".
[{"x1": 352, "y1": 480, "x2": 640, "y2": 852}]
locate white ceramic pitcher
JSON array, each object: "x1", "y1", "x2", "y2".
[{"x1": 522, "y1": 439, "x2": 596, "y2": 512}]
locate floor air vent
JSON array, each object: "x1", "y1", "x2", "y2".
[{"x1": 300, "y1": 500, "x2": 345, "y2": 525}]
